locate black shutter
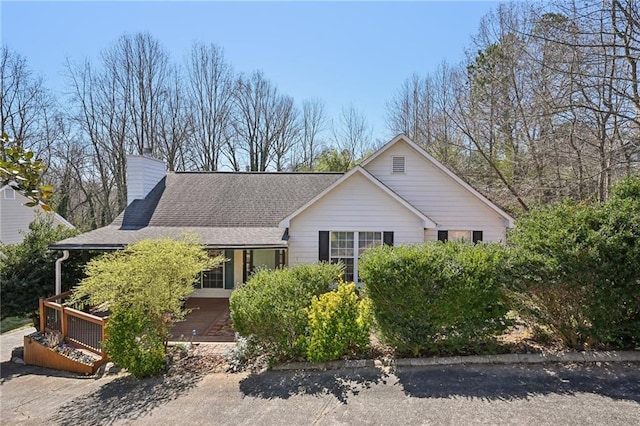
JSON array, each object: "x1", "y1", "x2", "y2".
[
  {"x1": 319, "y1": 231, "x2": 329, "y2": 261},
  {"x1": 437, "y1": 230, "x2": 448, "y2": 242},
  {"x1": 383, "y1": 231, "x2": 394, "y2": 246},
  {"x1": 473, "y1": 231, "x2": 483, "y2": 244}
]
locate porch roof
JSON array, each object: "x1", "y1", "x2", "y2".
[{"x1": 49, "y1": 226, "x2": 288, "y2": 250}]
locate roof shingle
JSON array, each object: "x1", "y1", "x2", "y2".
[{"x1": 52, "y1": 172, "x2": 342, "y2": 249}]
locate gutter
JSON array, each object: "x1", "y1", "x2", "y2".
[{"x1": 55, "y1": 250, "x2": 70, "y2": 295}]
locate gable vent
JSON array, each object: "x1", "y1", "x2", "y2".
[
  {"x1": 392, "y1": 156, "x2": 405, "y2": 174},
  {"x1": 3, "y1": 188, "x2": 16, "y2": 200}
]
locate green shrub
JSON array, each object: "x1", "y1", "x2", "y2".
[
  {"x1": 305, "y1": 282, "x2": 372, "y2": 362},
  {"x1": 505, "y1": 201, "x2": 599, "y2": 348},
  {"x1": 593, "y1": 177, "x2": 640, "y2": 346},
  {"x1": 507, "y1": 176, "x2": 640, "y2": 348},
  {"x1": 105, "y1": 309, "x2": 166, "y2": 378},
  {"x1": 360, "y1": 242, "x2": 511, "y2": 357},
  {"x1": 0, "y1": 214, "x2": 82, "y2": 320},
  {"x1": 229, "y1": 262, "x2": 342, "y2": 361}
]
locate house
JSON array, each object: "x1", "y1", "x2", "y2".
[
  {"x1": 51, "y1": 135, "x2": 514, "y2": 296},
  {"x1": 0, "y1": 185, "x2": 74, "y2": 245}
]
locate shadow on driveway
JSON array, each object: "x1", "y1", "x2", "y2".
[
  {"x1": 239, "y1": 367, "x2": 389, "y2": 404},
  {"x1": 48, "y1": 370, "x2": 205, "y2": 425},
  {"x1": 238, "y1": 362, "x2": 640, "y2": 405},
  {"x1": 394, "y1": 363, "x2": 640, "y2": 403},
  {"x1": 0, "y1": 360, "x2": 96, "y2": 385}
]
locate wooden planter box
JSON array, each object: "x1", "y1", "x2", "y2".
[{"x1": 23, "y1": 336, "x2": 105, "y2": 375}]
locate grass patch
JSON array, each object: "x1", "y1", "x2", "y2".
[{"x1": 0, "y1": 316, "x2": 32, "y2": 334}]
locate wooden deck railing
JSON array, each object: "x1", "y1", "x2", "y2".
[{"x1": 39, "y1": 292, "x2": 108, "y2": 358}]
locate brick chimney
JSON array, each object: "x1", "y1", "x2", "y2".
[{"x1": 126, "y1": 153, "x2": 166, "y2": 206}]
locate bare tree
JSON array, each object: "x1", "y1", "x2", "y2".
[
  {"x1": 65, "y1": 58, "x2": 123, "y2": 225},
  {"x1": 0, "y1": 46, "x2": 55, "y2": 157},
  {"x1": 186, "y1": 42, "x2": 235, "y2": 171},
  {"x1": 158, "y1": 67, "x2": 192, "y2": 171},
  {"x1": 332, "y1": 105, "x2": 373, "y2": 164},
  {"x1": 292, "y1": 98, "x2": 326, "y2": 170},
  {"x1": 385, "y1": 65, "x2": 463, "y2": 169},
  {"x1": 231, "y1": 70, "x2": 299, "y2": 171},
  {"x1": 386, "y1": 73, "x2": 429, "y2": 144},
  {"x1": 272, "y1": 95, "x2": 299, "y2": 171},
  {"x1": 100, "y1": 33, "x2": 170, "y2": 155}
]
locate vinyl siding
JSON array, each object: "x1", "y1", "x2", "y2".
[
  {"x1": 0, "y1": 190, "x2": 72, "y2": 245},
  {"x1": 287, "y1": 172, "x2": 424, "y2": 265},
  {"x1": 364, "y1": 139, "x2": 508, "y2": 242},
  {"x1": 126, "y1": 155, "x2": 166, "y2": 205}
]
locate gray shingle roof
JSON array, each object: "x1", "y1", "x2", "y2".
[{"x1": 51, "y1": 172, "x2": 342, "y2": 249}]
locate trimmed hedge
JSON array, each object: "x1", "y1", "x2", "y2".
[
  {"x1": 359, "y1": 242, "x2": 511, "y2": 357},
  {"x1": 229, "y1": 262, "x2": 342, "y2": 361}
]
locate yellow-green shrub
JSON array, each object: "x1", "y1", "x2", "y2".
[{"x1": 305, "y1": 282, "x2": 372, "y2": 362}]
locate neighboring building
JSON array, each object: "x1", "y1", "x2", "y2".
[
  {"x1": 51, "y1": 135, "x2": 514, "y2": 297},
  {"x1": 0, "y1": 185, "x2": 74, "y2": 245}
]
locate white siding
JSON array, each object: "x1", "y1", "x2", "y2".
[
  {"x1": 126, "y1": 155, "x2": 166, "y2": 205},
  {"x1": 288, "y1": 172, "x2": 424, "y2": 265},
  {"x1": 0, "y1": 190, "x2": 72, "y2": 245},
  {"x1": 364, "y1": 140, "x2": 508, "y2": 242}
]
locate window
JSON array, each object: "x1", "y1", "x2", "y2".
[
  {"x1": 359, "y1": 231, "x2": 382, "y2": 254},
  {"x1": 330, "y1": 231, "x2": 382, "y2": 282},
  {"x1": 437, "y1": 230, "x2": 483, "y2": 243},
  {"x1": 330, "y1": 232, "x2": 355, "y2": 282},
  {"x1": 448, "y1": 230, "x2": 472, "y2": 241},
  {"x1": 3, "y1": 188, "x2": 16, "y2": 200},
  {"x1": 392, "y1": 156, "x2": 405, "y2": 174},
  {"x1": 196, "y1": 249, "x2": 224, "y2": 289}
]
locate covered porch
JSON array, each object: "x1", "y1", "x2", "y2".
[
  {"x1": 50, "y1": 230, "x2": 290, "y2": 342},
  {"x1": 192, "y1": 247, "x2": 287, "y2": 298},
  {"x1": 170, "y1": 298, "x2": 235, "y2": 342}
]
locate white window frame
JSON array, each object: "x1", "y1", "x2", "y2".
[
  {"x1": 330, "y1": 231, "x2": 382, "y2": 282},
  {"x1": 196, "y1": 249, "x2": 225, "y2": 289}
]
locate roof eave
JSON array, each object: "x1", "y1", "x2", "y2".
[
  {"x1": 49, "y1": 242, "x2": 288, "y2": 251},
  {"x1": 49, "y1": 243, "x2": 126, "y2": 251}
]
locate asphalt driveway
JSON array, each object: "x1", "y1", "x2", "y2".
[
  {"x1": 2, "y1": 361, "x2": 639, "y2": 424},
  {"x1": 1, "y1": 327, "x2": 639, "y2": 425}
]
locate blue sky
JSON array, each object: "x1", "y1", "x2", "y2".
[{"x1": 1, "y1": 1, "x2": 500, "y2": 142}]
